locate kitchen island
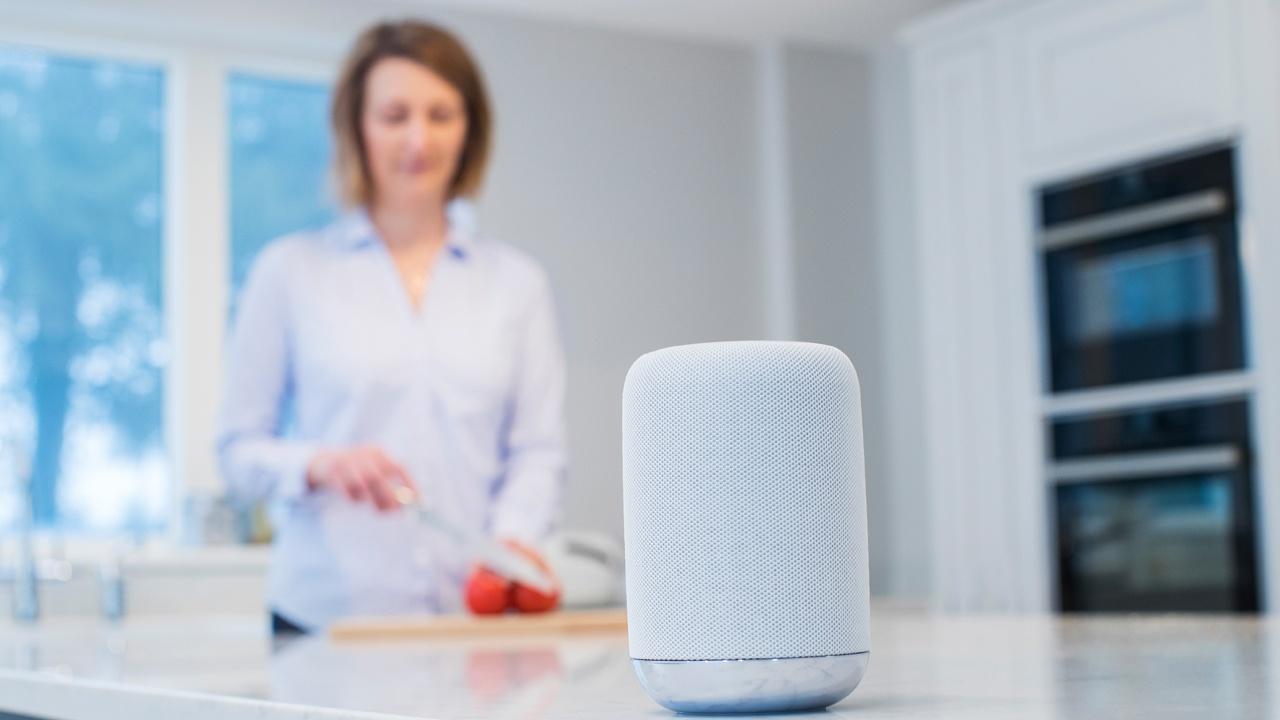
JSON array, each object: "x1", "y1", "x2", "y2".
[{"x1": 1, "y1": 603, "x2": 1278, "y2": 719}]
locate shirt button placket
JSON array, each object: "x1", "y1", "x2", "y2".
[{"x1": 413, "y1": 320, "x2": 440, "y2": 612}]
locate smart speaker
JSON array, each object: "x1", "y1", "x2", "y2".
[{"x1": 622, "y1": 341, "x2": 870, "y2": 714}]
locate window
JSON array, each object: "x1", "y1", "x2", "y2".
[
  {"x1": 0, "y1": 52, "x2": 337, "y2": 539},
  {"x1": 0, "y1": 46, "x2": 167, "y2": 533},
  {"x1": 228, "y1": 71, "x2": 335, "y2": 309}
]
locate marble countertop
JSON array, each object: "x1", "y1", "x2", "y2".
[{"x1": 2, "y1": 604, "x2": 1279, "y2": 719}]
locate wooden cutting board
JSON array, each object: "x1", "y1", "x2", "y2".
[{"x1": 329, "y1": 607, "x2": 628, "y2": 642}]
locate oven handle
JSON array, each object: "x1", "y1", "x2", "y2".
[
  {"x1": 1049, "y1": 444, "x2": 1241, "y2": 484},
  {"x1": 1041, "y1": 189, "x2": 1228, "y2": 250}
]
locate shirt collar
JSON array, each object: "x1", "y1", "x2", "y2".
[{"x1": 333, "y1": 198, "x2": 477, "y2": 259}]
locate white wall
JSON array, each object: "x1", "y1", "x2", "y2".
[
  {"x1": 781, "y1": 45, "x2": 906, "y2": 597},
  {"x1": 869, "y1": 43, "x2": 933, "y2": 600},
  {"x1": 1238, "y1": 0, "x2": 1280, "y2": 612},
  {"x1": 785, "y1": 46, "x2": 877, "y2": 386},
  {"x1": 463, "y1": 16, "x2": 766, "y2": 538},
  {"x1": 0, "y1": 0, "x2": 767, "y2": 541}
]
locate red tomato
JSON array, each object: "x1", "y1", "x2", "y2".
[{"x1": 464, "y1": 566, "x2": 511, "y2": 615}]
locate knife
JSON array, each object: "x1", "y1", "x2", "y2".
[{"x1": 393, "y1": 486, "x2": 558, "y2": 596}]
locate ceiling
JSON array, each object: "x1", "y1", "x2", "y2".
[{"x1": 414, "y1": 0, "x2": 963, "y2": 49}]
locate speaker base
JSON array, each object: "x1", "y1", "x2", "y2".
[{"x1": 631, "y1": 651, "x2": 869, "y2": 714}]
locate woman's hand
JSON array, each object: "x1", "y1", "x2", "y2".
[{"x1": 305, "y1": 446, "x2": 416, "y2": 511}]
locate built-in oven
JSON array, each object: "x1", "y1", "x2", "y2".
[
  {"x1": 1040, "y1": 146, "x2": 1245, "y2": 393},
  {"x1": 1051, "y1": 398, "x2": 1259, "y2": 612}
]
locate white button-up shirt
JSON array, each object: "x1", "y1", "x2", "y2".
[{"x1": 216, "y1": 205, "x2": 567, "y2": 630}]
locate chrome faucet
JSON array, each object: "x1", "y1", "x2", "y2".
[
  {"x1": 12, "y1": 496, "x2": 37, "y2": 622},
  {"x1": 97, "y1": 554, "x2": 125, "y2": 623},
  {"x1": 4, "y1": 441, "x2": 72, "y2": 623},
  {"x1": 5, "y1": 440, "x2": 38, "y2": 622}
]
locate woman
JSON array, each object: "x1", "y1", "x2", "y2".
[{"x1": 217, "y1": 20, "x2": 566, "y2": 633}]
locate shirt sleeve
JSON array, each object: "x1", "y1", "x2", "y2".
[
  {"x1": 215, "y1": 243, "x2": 319, "y2": 506},
  {"x1": 490, "y1": 267, "x2": 568, "y2": 544}
]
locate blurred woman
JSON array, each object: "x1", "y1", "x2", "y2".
[{"x1": 217, "y1": 20, "x2": 566, "y2": 633}]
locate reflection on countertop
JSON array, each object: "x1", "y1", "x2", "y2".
[
  {"x1": 2, "y1": 604, "x2": 1280, "y2": 719},
  {"x1": 271, "y1": 630, "x2": 634, "y2": 719}
]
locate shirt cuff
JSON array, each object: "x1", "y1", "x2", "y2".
[{"x1": 277, "y1": 442, "x2": 321, "y2": 503}]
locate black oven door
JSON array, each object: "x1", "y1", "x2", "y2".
[
  {"x1": 1053, "y1": 446, "x2": 1258, "y2": 613},
  {"x1": 1043, "y1": 205, "x2": 1245, "y2": 393}
]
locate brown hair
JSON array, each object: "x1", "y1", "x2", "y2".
[{"x1": 331, "y1": 20, "x2": 493, "y2": 207}]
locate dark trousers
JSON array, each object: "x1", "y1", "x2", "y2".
[{"x1": 271, "y1": 609, "x2": 311, "y2": 636}]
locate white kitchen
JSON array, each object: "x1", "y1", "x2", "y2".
[{"x1": 2, "y1": 0, "x2": 1280, "y2": 717}]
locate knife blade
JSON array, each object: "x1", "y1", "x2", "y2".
[{"x1": 393, "y1": 486, "x2": 558, "y2": 596}]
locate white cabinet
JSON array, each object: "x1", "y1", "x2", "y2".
[
  {"x1": 1011, "y1": 0, "x2": 1240, "y2": 177},
  {"x1": 908, "y1": 29, "x2": 1049, "y2": 612},
  {"x1": 895, "y1": 0, "x2": 1280, "y2": 612}
]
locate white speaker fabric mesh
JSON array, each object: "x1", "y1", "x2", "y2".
[{"x1": 623, "y1": 341, "x2": 869, "y2": 661}]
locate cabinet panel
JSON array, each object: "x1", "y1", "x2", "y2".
[
  {"x1": 1014, "y1": 0, "x2": 1238, "y2": 171},
  {"x1": 912, "y1": 34, "x2": 1043, "y2": 611}
]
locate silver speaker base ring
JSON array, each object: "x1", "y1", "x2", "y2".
[{"x1": 632, "y1": 651, "x2": 869, "y2": 714}]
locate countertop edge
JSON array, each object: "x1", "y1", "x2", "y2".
[{"x1": 0, "y1": 669, "x2": 431, "y2": 720}]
